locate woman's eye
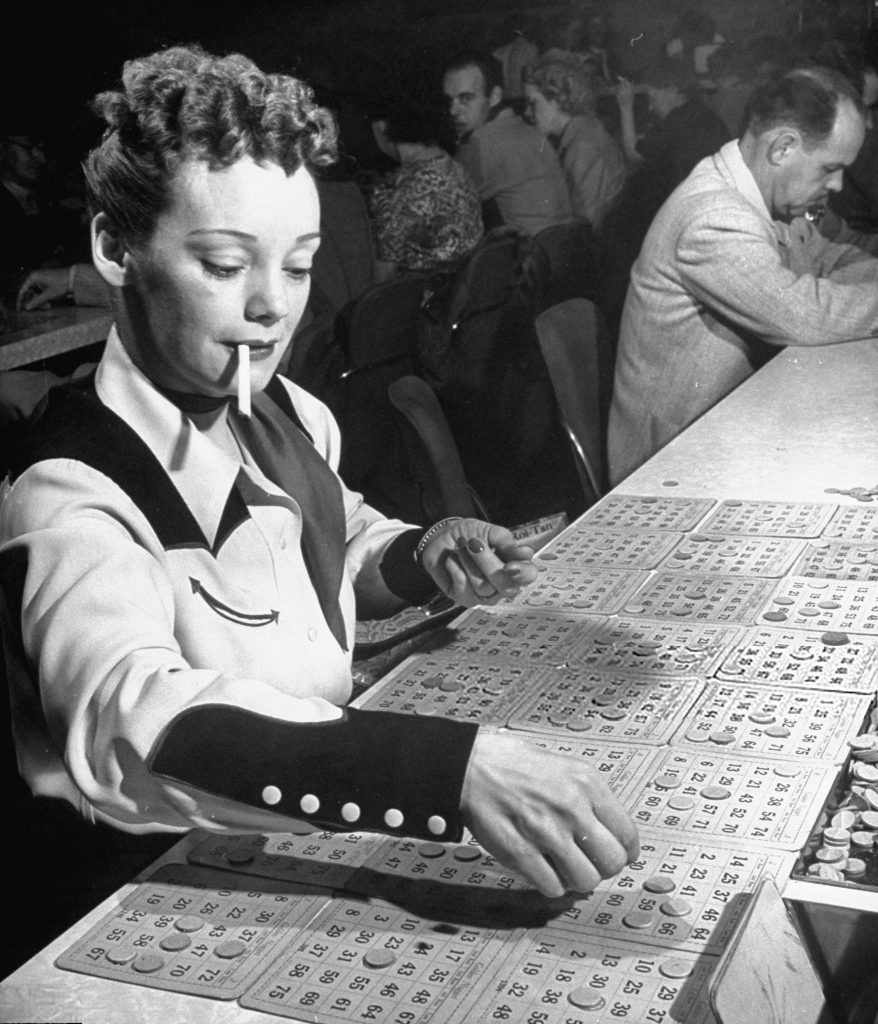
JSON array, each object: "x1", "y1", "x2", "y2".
[
  {"x1": 202, "y1": 261, "x2": 243, "y2": 279},
  {"x1": 284, "y1": 267, "x2": 312, "y2": 283}
]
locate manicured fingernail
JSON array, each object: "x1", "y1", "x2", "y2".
[{"x1": 467, "y1": 538, "x2": 485, "y2": 554}]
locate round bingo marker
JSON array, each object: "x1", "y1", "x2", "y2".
[
  {"x1": 831, "y1": 810, "x2": 857, "y2": 831},
  {"x1": 710, "y1": 730, "x2": 736, "y2": 745},
  {"x1": 132, "y1": 952, "x2": 165, "y2": 974},
  {"x1": 439, "y1": 678, "x2": 464, "y2": 692},
  {"x1": 225, "y1": 847, "x2": 254, "y2": 865},
  {"x1": 852, "y1": 763, "x2": 878, "y2": 783},
  {"x1": 549, "y1": 712, "x2": 571, "y2": 726},
  {"x1": 849, "y1": 735, "x2": 878, "y2": 752},
  {"x1": 800, "y1": 608, "x2": 820, "y2": 617},
  {"x1": 601, "y1": 708, "x2": 628, "y2": 721},
  {"x1": 866, "y1": 792, "x2": 878, "y2": 813},
  {"x1": 823, "y1": 827, "x2": 852, "y2": 847},
  {"x1": 653, "y1": 774, "x2": 681, "y2": 790},
  {"x1": 817, "y1": 600, "x2": 841, "y2": 610},
  {"x1": 748, "y1": 711, "x2": 776, "y2": 725},
  {"x1": 540, "y1": 552, "x2": 558, "y2": 560},
  {"x1": 773, "y1": 596, "x2": 795, "y2": 606},
  {"x1": 671, "y1": 605, "x2": 693, "y2": 616},
  {"x1": 690, "y1": 534, "x2": 710, "y2": 543},
  {"x1": 659, "y1": 959, "x2": 693, "y2": 979},
  {"x1": 719, "y1": 658, "x2": 744, "y2": 674},
  {"x1": 791, "y1": 647, "x2": 814, "y2": 661},
  {"x1": 859, "y1": 811, "x2": 878, "y2": 830},
  {"x1": 623, "y1": 910, "x2": 656, "y2": 929},
  {"x1": 815, "y1": 864, "x2": 844, "y2": 882},
  {"x1": 843, "y1": 858, "x2": 866, "y2": 877},
  {"x1": 414, "y1": 704, "x2": 440, "y2": 716},
  {"x1": 660, "y1": 898, "x2": 692, "y2": 918},
  {"x1": 175, "y1": 915, "x2": 205, "y2": 933},
  {"x1": 215, "y1": 939, "x2": 247, "y2": 959},
  {"x1": 683, "y1": 731, "x2": 709, "y2": 744},
  {"x1": 418, "y1": 842, "x2": 447, "y2": 858},
  {"x1": 105, "y1": 948, "x2": 137, "y2": 965},
  {"x1": 453, "y1": 845, "x2": 483, "y2": 863},
  {"x1": 159, "y1": 932, "x2": 191, "y2": 953},
  {"x1": 763, "y1": 611, "x2": 787, "y2": 622},
  {"x1": 364, "y1": 949, "x2": 397, "y2": 969},
  {"x1": 773, "y1": 765, "x2": 800, "y2": 778},
  {"x1": 567, "y1": 719, "x2": 594, "y2": 733},
  {"x1": 764, "y1": 725, "x2": 791, "y2": 738},
  {"x1": 421, "y1": 675, "x2": 443, "y2": 689},
  {"x1": 815, "y1": 847, "x2": 846, "y2": 864},
  {"x1": 624, "y1": 604, "x2": 647, "y2": 615},
  {"x1": 851, "y1": 831, "x2": 875, "y2": 851},
  {"x1": 642, "y1": 876, "x2": 676, "y2": 894},
  {"x1": 821, "y1": 631, "x2": 850, "y2": 646},
  {"x1": 568, "y1": 989, "x2": 606, "y2": 1011},
  {"x1": 668, "y1": 795, "x2": 697, "y2": 811},
  {"x1": 700, "y1": 785, "x2": 731, "y2": 801}
]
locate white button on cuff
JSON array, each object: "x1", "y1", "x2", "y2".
[
  {"x1": 341, "y1": 802, "x2": 361, "y2": 823},
  {"x1": 384, "y1": 808, "x2": 404, "y2": 829},
  {"x1": 427, "y1": 815, "x2": 447, "y2": 836},
  {"x1": 262, "y1": 785, "x2": 282, "y2": 806},
  {"x1": 307, "y1": 627, "x2": 318, "y2": 641},
  {"x1": 300, "y1": 793, "x2": 320, "y2": 814}
]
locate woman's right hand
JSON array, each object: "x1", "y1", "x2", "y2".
[{"x1": 460, "y1": 728, "x2": 640, "y2": 897}]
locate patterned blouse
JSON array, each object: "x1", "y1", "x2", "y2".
[{"x1": 368, "y1": 152, "x2": 484, "y2": 272}]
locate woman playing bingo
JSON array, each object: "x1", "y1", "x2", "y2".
[{"x1": 0, "y1": 45, "x2": 637, "y2": 897}]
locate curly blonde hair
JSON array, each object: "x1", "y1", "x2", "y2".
[
  {"x1": 84, "y1": 45, "x2": 338, "y2": 245},
  {"x1": 524, "y1": 57, "x2": 597, "y2": 116}
]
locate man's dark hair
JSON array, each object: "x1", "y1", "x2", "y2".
[
  {"x1": 743, "y1": 65, "x2": 864, "y2": 146},
  {"x1": 84, "y1": 44, "x2": 337, "y2": 246},
  {"x1": 441, "y1": 50, "x2": 504, "y2": 96}
]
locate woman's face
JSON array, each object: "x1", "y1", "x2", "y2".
[
  {"x1": 116, "y1": 157, "x2": 320, "y2": 397},
  {"x1": 524, "y1": 83, "x2": 567, "y2": 137}
]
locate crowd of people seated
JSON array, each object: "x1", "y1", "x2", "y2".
[{"x1": 3, "y1": 1, "x2": 878, "y2": 517}]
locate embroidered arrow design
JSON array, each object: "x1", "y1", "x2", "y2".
[{"x1": 189, "y1": 577, "x2": 279, "y2": 626}]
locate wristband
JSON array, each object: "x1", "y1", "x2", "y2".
[
  {"x1": 66, "y1": 264, "x2": 77, "y2": 299},
  {"x1": 415, "y1": 516, "x2": 462, "y2": 564}
]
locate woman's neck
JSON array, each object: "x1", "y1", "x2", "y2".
[{"x1": 397, "y1": 142, "x2": 444, "y2": 164}]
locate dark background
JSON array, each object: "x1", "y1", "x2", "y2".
[{"x1": 2, "y1": 0, "x2": 872, "y2": 173}]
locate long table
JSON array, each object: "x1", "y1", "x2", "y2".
[
  {"x1": 0, "y1": 306, "x2": 112, "y2": 371},
  {"x1": 1, "y1": 339, "x2": 876, "y2": 1024}
]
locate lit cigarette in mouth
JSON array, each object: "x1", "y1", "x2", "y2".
[{"x1": 237, "y1": 343, "x2": 251, "y2": 418}]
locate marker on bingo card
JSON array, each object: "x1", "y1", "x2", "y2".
[{"x1": 237, "y1": 343, "x2": 251, "y2": 418}]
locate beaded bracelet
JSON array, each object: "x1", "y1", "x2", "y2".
[{"x1": 414, "y1": 516, "x2": 462, "y2": 564}]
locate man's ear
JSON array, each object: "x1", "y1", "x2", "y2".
[
  {"x1": 766, "y1": 128, "x2": 800, "y2": 167},
  {"x1": 488, "y1": 85, "x2": 504, "y2": 110},
  {"x1": 91, "y1": 212, "x2": 132, "y2": 287}
]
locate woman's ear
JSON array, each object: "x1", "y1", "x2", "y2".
[{"x1": 91, "y1": 212, "x2": 132, "y2": 287}]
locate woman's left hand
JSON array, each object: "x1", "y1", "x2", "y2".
[{"x1": 418, "y1": 518, "x2": 537, "y2": 607}]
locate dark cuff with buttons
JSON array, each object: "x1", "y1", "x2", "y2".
[{"x1": 149, "y1": 705, "x2": 478, "y2": 841}]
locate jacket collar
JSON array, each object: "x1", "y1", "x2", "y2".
[{"x1": 95, "y1": 328, "x2": 256, "y2": 548}]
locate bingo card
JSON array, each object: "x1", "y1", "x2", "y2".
[
  {"x1": 580, "y1": 494, "x2": 716, "y2": 532},
  {"x1": 55, "y1": 863, "x2": 328, "y2": 998},
  {"x1": 697, "y1": 499, "x2": 835, "y2": 538},
  {"x1": 354, "y1": 653, "x2": 545, "y2": 725},
  {"x1": 822, "y1": 505, "x2": 878, "y2": 542},
  {"x1": 537, "y1": 526, "x2": 682, "y2": 569},
  {"x1": 620, "y1": 573, "x2": 779, "y2": 625},
  {"x1": 568, "y1": 618, "x2": 744, "y2": 677},
  {"x1": 241, "y1": 895, "x2": 719, "y2": 1024},
  {"x1": 658, "y1": 534, "x2": 804, "y2": 578},
  {"x1": 188, "y1": 828, "x2": 378, "y2": 891},
  {"x1": 435, "y1": 606, "x2": 601, "y2": 665},
  {"x1": 715, "y1": 625, "x2": 878, "y2": 693},
  {"x1": 628, "y1": 749, "x2": 837, "y2": 848},
  {"x1": 791, "y1": 539, "x2": 878, "y2": 582},
  {"x1": 506, "y1": 670, "x2": 703, "y2": 745},
  {"x1": 759, "y1": 576, "x2": 878, "y2": 635},
  {"x1": 511, "y1": 565, "x2": 647, "y2": 615},
  {"x1": 670, "y1": 681, "x2": 871, "y2": 762}
]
